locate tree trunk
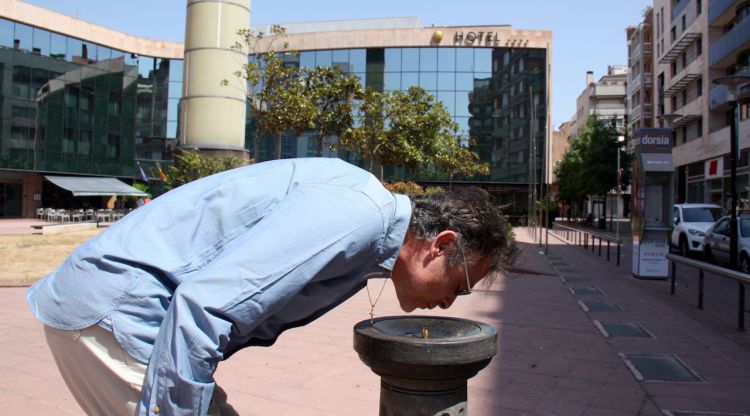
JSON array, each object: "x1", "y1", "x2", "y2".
[
  {"x1": 253, "y1": 131, "x2": 261, "y2": 162},
  {"x1": 275, "y1": 133, "x2": 283, "y2": 160},
  {"x1": 315, "y1": 134, "x2": 323, "y2": 157}
]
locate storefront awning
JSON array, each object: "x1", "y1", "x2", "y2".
[{"x1": 45, "y1": 176, "x2": 148, "y2": 197}]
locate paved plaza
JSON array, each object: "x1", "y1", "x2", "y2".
[{"x1": 1, "y1": 223, "x2": 749, "y2": 415}]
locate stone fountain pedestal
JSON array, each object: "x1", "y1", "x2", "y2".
[{"x1": 353, "y1": 316, "x2": 497, "y2": 416}]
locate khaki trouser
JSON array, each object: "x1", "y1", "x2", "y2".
[{"x1": 44, "y1": 324, "x2": 237, "y2": 416}]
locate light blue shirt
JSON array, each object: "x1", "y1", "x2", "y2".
[{"x1": 27, "y1": 158, "x2": 412, "y2": 416}]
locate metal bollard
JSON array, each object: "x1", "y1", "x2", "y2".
[{"x1": 354, "y1": 316, "x2": 497, "y2": 416}]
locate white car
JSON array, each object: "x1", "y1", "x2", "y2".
[
  {"x1": 703, "y1": 214, "x2": 750, "y2": 273},
  {"x1": 671, "y1": 203, "x2": 725, "y2": 256}
]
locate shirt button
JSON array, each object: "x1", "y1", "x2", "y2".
[{"x1": 153, "y1": 405, "x2": 161, "y2": 414}]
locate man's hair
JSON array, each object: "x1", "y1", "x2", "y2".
[{"x1": 409, "y1": 187, "x2": 516, "y2": 276}]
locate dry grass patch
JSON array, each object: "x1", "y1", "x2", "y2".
[{"x1": 0, "y1": 228, "x2": 102, "y2": 286}]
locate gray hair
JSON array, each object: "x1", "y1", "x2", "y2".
[{"x1": 408, "y1": 187, "x2": 516, "y2": 276}]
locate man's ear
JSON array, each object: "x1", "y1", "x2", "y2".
[{"x1": 432, "y1": 230, "x2": 458, "y2": 255}]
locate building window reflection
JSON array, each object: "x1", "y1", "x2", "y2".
[{"x1": 0, "y1": 17, "x2": 183, "y2": 177}]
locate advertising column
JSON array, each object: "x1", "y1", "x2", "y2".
[{"x1": 631, "y1": 128, "x2": 674, "y2": 279}]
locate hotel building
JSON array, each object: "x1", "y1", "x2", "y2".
[{"x1": 0, "y1": 1, "x2": 551, "y2": 218}]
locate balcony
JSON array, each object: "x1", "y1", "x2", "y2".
[
  {"x1": 630, "y1": 104, "x2": 642, "y2": 121},
  {"x1": 664, "y1": 73, "x2": 701, "y2": 97},
  {"x1": 660, "y1": 32, "x2": 701, "y2": 64},
  {"x1": 709, "y1": 80, "x2": 750, "y2": 111},
  {"x1": 629, "y1": 73, "x2": 642, "y2": 91},
  {"x1": 671, "y1": 0, "x2": 690, "y2": 20},
  {"x1": 709, "y1": 0, "x2": 736, "y2": 26},
  {"x1": 642, "y1": 102, "x2": 654, "y2": 117},
  {"x1": 592, "y1": 84, "x2": 626, "y2": 98},
  {"x1": 709, "y1": 17, "x2": 750, "y2": 69}
]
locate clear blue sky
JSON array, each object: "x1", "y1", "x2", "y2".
[{"x1": 23, "y1": 0, "x2": 652, "y2": 128}]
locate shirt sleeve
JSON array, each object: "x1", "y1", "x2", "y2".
[{"x1": 138, "y1": 183, "x2": 388, "y2": 415}]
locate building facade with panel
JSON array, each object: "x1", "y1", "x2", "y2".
[
  {"x1": 0, "y1": 2, "x2": 551, "y2": 219},
  {"x1": 248, "y1": 20, "x2": 552, "y2": 216},
  {"x1": 640, "y1": 0, "x2": 750, "y2": 207}
]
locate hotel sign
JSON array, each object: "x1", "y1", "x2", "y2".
[{"x1": 454, "y1": 31, "x2": 500, "y2": 45}]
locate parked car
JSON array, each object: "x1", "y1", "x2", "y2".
[
  {"x1": 671, "y1": 203, "x2": 725, "y2": 256},
  {"x1": 703, "y1": 214, "x2": 750, "y2": 273}
]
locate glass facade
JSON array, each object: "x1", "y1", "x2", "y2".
[
  {"x1": 0, "y1": 17, "x2": 182, "y2": 179},
  {"x1": 0, "y1": 15, "x2": 548, "y2": 218},
  {"x1": 247, "y1": 46, "x2": 548, "y2": 185}
]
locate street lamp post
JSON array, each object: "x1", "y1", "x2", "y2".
[
  {"x1": 713, "y1": 74, "x2": 750, "y2": 332},
  {"x1": 712, "y1": 75, "x2": 750, "y2": 271},
  {"x1": 616, "y1": 134, "x2": 625, "y2": 242}
]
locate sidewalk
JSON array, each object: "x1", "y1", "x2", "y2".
[{"x1": 1, "y1": 228, "x2": 749, "y2": 415}]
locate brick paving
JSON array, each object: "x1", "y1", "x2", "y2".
[{"x1": 1, "y1": 225, "x2": 749, "y2": 415}]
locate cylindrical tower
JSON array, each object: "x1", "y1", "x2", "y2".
[{"x1": 180, "y1": 0, "x2": 250, "y2": 158}]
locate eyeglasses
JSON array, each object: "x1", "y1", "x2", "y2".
[{"x1": 455, "y1": 244, "x2": 472, "y2": 296}]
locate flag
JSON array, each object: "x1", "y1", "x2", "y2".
[
  {"x1": 157, "y1": 162, "x2": 167, "y2": 182},
  {"x1": 136, "y1": 161, "x2": 149, "y2": 182}
]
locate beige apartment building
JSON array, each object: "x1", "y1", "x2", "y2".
[{"x1": 645, "y1": 0, "x2": 750, "y2": 206}]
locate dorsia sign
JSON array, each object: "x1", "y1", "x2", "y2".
[{"x1": 636, "y1": 128, "x2": 674, "y2": 172}]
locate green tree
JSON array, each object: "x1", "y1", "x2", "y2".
[
  {"x1": 257, "y1": 57, "x2": 314, "y2": 159},
  {"x1": 555, "y1": 116, "x2": 625, "y2": 226},
  {"x1": 385, "y1": 87, "x2": 461, "y2": 180},
  {"x1": 338, "y1": 88, "x2": 389, "y2": 174},
  {"x1": 301, "y1": 65, "x2": 364, "y2": 157},
  {"x1": 554, "y1": 141, "x2": 586, "y2": 208},
  {"x1": 431, "y1": 132, "x2": 489, "y2": 186},
  {"x1": 232, "y1": 25, "x2": 312, "y2": 160},
  {"x1": 340, "y1": 87, "x2": 486, "y2": 181},
  {"x1": 164, "y1": 149, "x2": 250, "y2": 190}
]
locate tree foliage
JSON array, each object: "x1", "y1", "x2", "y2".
[
  {"x1": 339, "y1": 86, "x2": 487, "y2": 180},
  {"x1": 301, "y1": 65, "x2": 363, "y2": 156},
  {"x1": 165, "y1": 150, "x2": 251, "y2": 190},
  {"x1": 233, "y1": 26, "x2": 313, "y2": 160},
  {"x1": 554, "y1": 142, "x2": 585, "y2": 205},
  {"x1": 554, "y1": 115, "x2": 632, "y2": 221},
  {"x1": 232, "y1": 27, "x2": 488, "y2": 181},
  {"x1": 338, "y1": 88, "x2": 388, "y2": 172}
]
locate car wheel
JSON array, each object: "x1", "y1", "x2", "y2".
[
  {"x1": 704, "y1": 245, "x2": 714, "y2": 262},
  {"x1": 679, "y1": 236, "x2": 690, "y2": 257},
  {"x1": 741, "y1": 254, "x2": 750, "y2": 274}
]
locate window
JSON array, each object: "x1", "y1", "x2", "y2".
[
  {"x1": 107, "y1": 134, "x2": 120, "y2": 158},
  {"x1": 682, "y1": 15, "x2": 686, "y2": 31},
  {"x1": 78, "y1": 130, "x2": 92, "y2": 155},
  {"x1": 671, "y1": 26, "x2": 676, "y2": 42},
  {"x1": 660, "y1": 8, "x2": 665, "y2": 34},
  {"x1": 657, "y1": 11, "x2": 661, "y2": 34},
  {"x1": 697, "y1": 0, "x2": 702, "y2": 15}
]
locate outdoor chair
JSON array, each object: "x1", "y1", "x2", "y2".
[
  {"x1": 57, "y1": 209, "x2": 71, "y2": 222},
  {"x1": 71, "y1": 209, "x2": 84, "y2": 222},
  {"x1": 45, "y1": 208, "x2": 59, "y2": 222},
  {"x1": 96, "y1": 209, "x2": 112, "y2": 222}
]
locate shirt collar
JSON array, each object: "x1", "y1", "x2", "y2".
[{"x1": 378, "y1": 194, "x2": 411, "y2": 271}]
